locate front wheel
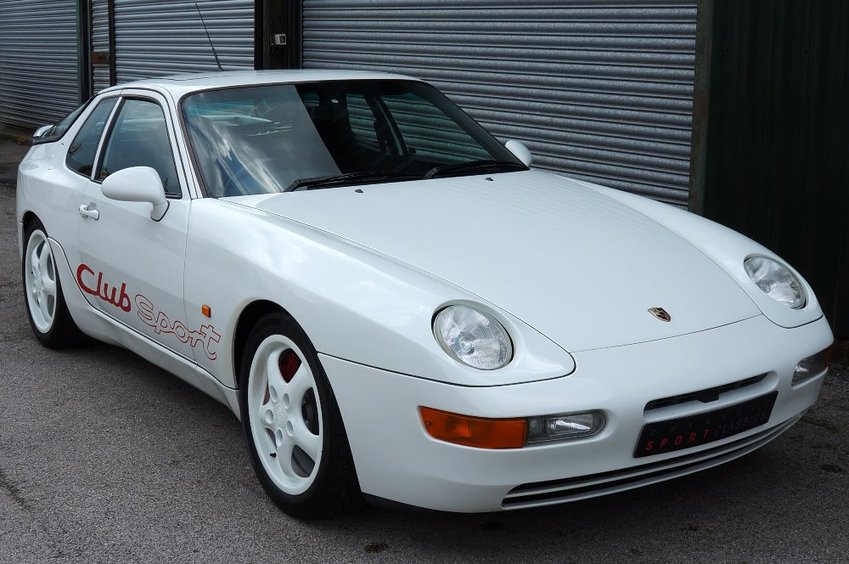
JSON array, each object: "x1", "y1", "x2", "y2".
[{"x1": 239, "y1": 311, "x2": 362, "y2": 519}]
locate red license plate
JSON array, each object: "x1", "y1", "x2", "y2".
[{"x1": 634, "y1": 391, "x2": 778, "y2": 458}]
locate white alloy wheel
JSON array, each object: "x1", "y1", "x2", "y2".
[
  {"x1": 247, "y1": 334, "x2": 323, "y2": 496},
  {"x1": 239, "y1": 312, "x2": 362, "y2": 519},
  {"x1": 24, "y1": 229, "x2": 58, "y2": 333}
]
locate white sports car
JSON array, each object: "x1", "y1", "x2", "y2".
[{"x1": 17, "y1": 71, "x2": 833, "y2": 518}]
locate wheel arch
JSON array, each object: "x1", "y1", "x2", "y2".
[
  {"x1": 232, "y1": 299, "x2": 287, "y2": 389},
  {"x1": 22, "y1": 210, "x2": 39, "y2": 231},
  {"x1": 19, "y1": 211, "x2": 39, "y2": 257}
]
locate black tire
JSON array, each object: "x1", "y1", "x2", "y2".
[
  {"x1": 238, "y1": 311, "x2": 362, "y2": 519},
  {"x1": 22, "y1": 218, "x2": 85, "y2": 348}
]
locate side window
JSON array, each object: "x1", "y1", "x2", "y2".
[
  {"x1": 98, "y1": 99, "x2": 181, "y2": 197},
  {"x1": 65, "y1": 98, "x2": 117, "y2": 177}
]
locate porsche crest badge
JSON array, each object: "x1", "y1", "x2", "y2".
[{"x1": 648, "y1": 307, "x2": 671, "y2": 322}]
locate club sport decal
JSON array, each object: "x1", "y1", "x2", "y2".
[
  {"x1": 76, "y1": 263, "x2": 221, "y2": 360},
  {"x1": 135, "y1": 294, "x2": 221, "y2": 360},
  {"x1": 76, "y1": 263, "x2": 132, "y2": 312}
]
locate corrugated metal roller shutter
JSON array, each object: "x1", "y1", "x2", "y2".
[
  {"x1": 302, "y1": 0, "x2": 697, "y2": 204},
  {"x1": 92, "y1": 0, "x2": 111, "y2": 92},
  {"x1": 0, "y1": 0, "x2": 79, "y2": 130},
  {"x1": 114, "y1": 0, "x2": 254, "y2": 83}
]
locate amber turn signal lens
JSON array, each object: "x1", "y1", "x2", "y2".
[{"x1": 419, "y1": 407, "x2": 527, "y2": 449}]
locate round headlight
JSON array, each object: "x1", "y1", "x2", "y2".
[
  {"x1": 744, "y1": 256, "x2": 805, "y2": 309},
  {"x1": 433, "y1": 305, "x2": 513, "y2": 370}
]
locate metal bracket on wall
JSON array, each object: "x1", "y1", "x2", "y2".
[{"x1": 91, "y1": 51, "x2": 110, "y2": 65}]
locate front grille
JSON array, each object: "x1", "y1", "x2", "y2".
[
  {"x1": 644, "y1": 374, "x2": 767, "y2": 412},
  {"x1": 502, "y1": 416, "x2": 797, "y2": 510}
]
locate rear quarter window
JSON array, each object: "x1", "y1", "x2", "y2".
[{"x1": 33, "y1": 101, "x2": 91, "y2": 145}]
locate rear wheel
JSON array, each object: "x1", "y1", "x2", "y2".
[
  {"x1": 239, "y1": 311, "x2": 362, "y2": 519},
  {"x1": 22, "y1": 219, "x2": 84, "y2": 348}
]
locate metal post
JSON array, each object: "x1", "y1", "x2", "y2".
[
  {"x1": 688, "y1": 0, "x2": 715, "y2": 215},
  {"x1": 108, "y1": 0, "x2": 116, "y2": 86},
  {"x1": 78, "y1": 0, "x2": 93, "y2": 101}
]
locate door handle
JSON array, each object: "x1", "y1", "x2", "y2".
[{"x1": 78, "y1": 204, "x2": 100, "y2": 221}]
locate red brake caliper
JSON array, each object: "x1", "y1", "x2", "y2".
[{"x1": 279, "y1": 349, "x2": 301, "y2": 383}]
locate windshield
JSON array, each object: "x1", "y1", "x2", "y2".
[{"x1": 181, "y1": 79, "x2": 526, "y2": 197}]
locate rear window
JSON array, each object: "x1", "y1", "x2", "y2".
[{"x1": 33, "y1": 101, "x2": 91, "y2": 145}]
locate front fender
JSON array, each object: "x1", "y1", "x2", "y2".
[{"x1": 183, "y1": 199, "x2": 575, "y2": 389}]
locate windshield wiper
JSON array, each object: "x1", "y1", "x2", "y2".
[
  {"x1": 285, "y1": 171, "x2": 418, "y2": 192},
  {"x1": 423, "y1": 159, "x2": 528, "y2": 179}
]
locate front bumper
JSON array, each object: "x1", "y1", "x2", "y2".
[{"x1": 321, "y1": 314, "x2": 833, "y2": 512}]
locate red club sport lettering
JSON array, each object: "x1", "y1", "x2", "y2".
[
  {"x1": 135, "y1": 294, "x2": 221, "y2": 360},
  {"x1": 75, "y1": 263, "x2": 221, "y2": 361},
  {"x1": 76, "y1": 264, "x2": 131, "y2": 312}
]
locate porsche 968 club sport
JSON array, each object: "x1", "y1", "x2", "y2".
[{"x1": 16, "y1": 71, "x2": 833, "y2": 518}]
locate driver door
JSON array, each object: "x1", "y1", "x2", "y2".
[{"x1": 76, "y1": 91, "x2": 200, "y2": 361}]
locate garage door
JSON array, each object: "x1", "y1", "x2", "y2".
[
  {"x1": 113, "y1": 0, "x2": 255, "y2": 83},
  {"x1": 0, "y1": 0, "x2": 80, "y2": 130},
  {"x1": 302, "y1": 1, "x2": 697, "y2": 204}
]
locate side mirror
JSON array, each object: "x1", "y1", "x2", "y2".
[
  {"x1": 101, "y1": 166, "x2": 170, "y2": 221},
  {"x1": 505, "y1": 139, "x2": 533, "y2": 167}
]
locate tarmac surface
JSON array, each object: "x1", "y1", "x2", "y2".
[{"x1": 0, "y1": 136, "x2": 847, "y2": 563}]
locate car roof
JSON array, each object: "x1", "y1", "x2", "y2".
[{"x1": 98, "y1": 69, "x2": 420, "y2": 98}]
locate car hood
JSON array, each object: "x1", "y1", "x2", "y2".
[{"x1": 235, "y1": 170, "x2": 761, "y2": 352}]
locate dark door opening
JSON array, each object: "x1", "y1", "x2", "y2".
[
  {"x1": 699, "y1": 0, "x2": 849, "y2": 338},
  {"x1": 255, "y1": 0, "x2": 302, "y2": 69}
]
